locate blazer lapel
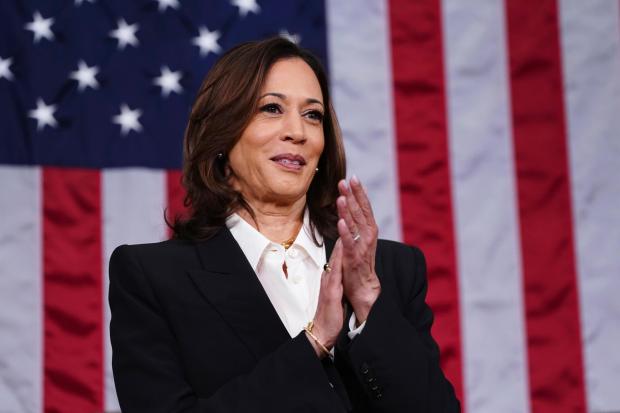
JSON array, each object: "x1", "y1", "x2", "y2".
[{"x1": 186, "y1": 228, "x2": 290, "y2": 360}]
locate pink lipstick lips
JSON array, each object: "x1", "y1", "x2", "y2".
[{"x1": 270, "y1": 153, "x2": 307, "y2": 171}]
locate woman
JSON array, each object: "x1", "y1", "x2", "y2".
[{"x1": 109, "y1": 37, "x2": 460, "y2": 412}]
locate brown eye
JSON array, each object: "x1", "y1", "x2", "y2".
[
  {"x1": 306, "y1": 110, "x2": 324, "y2": 122},
  {"x1": 259, "y1": 103, "x2": 282, "y2": 114}
]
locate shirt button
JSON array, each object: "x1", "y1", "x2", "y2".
[
  {"x1": 292, "y1": 275, "x2": 302, "y2": 284},
  {"x1": 289, "y1": 248, "x2": 298, "y2": 258}
]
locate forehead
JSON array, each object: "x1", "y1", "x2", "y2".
[{"x1": 261, "y1": 58, "x2": 323, "y2": 101}]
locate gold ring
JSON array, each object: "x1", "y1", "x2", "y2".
[{"x1": 323, "y1": 263, "x2": 332, "y2": 272}]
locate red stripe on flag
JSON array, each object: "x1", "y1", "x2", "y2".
[
  {"x1": 166, "y1": 169, "x2": 187, "y2": 238},
  {"x1": 388, "y1": 0, "x2": 463, "y2": 403},
  {"x1": 43, "y1": 167, "x2": 103, "y2": 412},
  {"x1": 505, "y1": 1, "x2": 587, "y2": 411}
]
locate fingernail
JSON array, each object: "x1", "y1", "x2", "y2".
[{"x1": 351, "y1": 175, "x2": 360, "y2": 185}]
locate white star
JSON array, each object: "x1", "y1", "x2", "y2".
[
  {"x1": 0, "y1": 56, "x2": 14, "y2": 81},
  {"x1": 155, "y1": 0, "x2": 179, "y2": 12},
  {"x1": 231, "y1": 0, "x2": 260, "y2": 17},
  {"x1": 109, "y1": 19, "x2": 139, "y2": 50},
  {"x1": 279, "y1": 30, "x2": 301, "y2": 45},
  {"x1": 154, "y1": 66, "x2": 183, "y2": 97},
  {"x1": 112, "y1": 104, "x2": 143, "y2": 135},
  {"x1": 29, "y1": 98, "x2": 58, "y2": 131},
  {"x1": 69, "y1": 60, "x2": 99, "y2": 91},
  {"x1": 75, "y1": 0, "x2": 96, "y2": 5},
  {"x1": 192, "y1": 26, "x2": 221, "y2": 57},
  {"x1": 24, "y1": 11, "x2": 55, "y2": 43}
]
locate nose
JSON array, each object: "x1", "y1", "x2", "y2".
[{"x1": 281, "y1": 111, "x2": 306, "y2": 144}]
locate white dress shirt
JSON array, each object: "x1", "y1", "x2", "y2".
[{"x1": 226, "y1": 211, "x2": 365, "y2": 342}]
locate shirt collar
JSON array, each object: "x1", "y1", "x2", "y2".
[
  {"x1": 226, "y1": 213, "x2": 271, "y2": 271},
  {"x1": 293, "y1": 209, "x2": 324, "y2": 268},
  {"x1": 226, "y1": 209, "x2": 324, "y2": 271}
]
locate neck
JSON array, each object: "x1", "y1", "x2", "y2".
[{"x1": 236, "y1": 197, "x2": 306, "y2": 245}]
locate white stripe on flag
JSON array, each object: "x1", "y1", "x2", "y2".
[
  {"x1": 559, "y1": 1, "x2": 620, "y2": 411},
  {"x1": 0, "y1": 166, "x2": 42, "y2": 413},
  {"x1": 103, "y1": 168, "x2": 168, "y2": 411},
  {"x1": 441, "y1": 2, "x2": 530, "y2": 412},
  {"x1": 325, "y1": 0, "x2": 401, "y2": 241}
]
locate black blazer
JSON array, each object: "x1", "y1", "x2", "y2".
[{"x1": 109, "y1": 227, "x2": 460, "y2": 412}]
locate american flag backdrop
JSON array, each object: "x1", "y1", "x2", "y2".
[{"x1": 1, "y1": 0, "x2": 619, "y2": 412}]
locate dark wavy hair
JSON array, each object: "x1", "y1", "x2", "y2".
[{"x1": 169, "y1": 37, "x2": 346, "y2": 241}]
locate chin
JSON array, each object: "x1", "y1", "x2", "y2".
[{"x1": 266, "y1": 182, "x2": 308, "y2": 203}]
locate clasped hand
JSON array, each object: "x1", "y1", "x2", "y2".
[{"x1": 307, "y1": 176, "x2": 381, "y2": 358}]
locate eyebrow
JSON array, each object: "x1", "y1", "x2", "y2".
[{"x1": 259, "y1": 92, "x2": 324, "y2": 107}]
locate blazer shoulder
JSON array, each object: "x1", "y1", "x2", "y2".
[
  {"x1": 375, "y1": 239, "x2": 428, "y2": 299},
  {"x1": 376, "y1": 238, "x2": 424, "y2": 263},
  {"x1": 110, "y1": 238, "x2": 199, "y2": 280},
  {"x1": 111, "y1": 238, "x2": 194, "y2": 260}
]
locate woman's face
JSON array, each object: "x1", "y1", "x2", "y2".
[{"x1": 228, "y1": 57, "x2": 325, "y2": 206}]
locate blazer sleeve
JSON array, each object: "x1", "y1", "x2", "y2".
[
  {"x1": 109, "y1": 245, "x2": 346, "y2": 413},
  {"x1": 336, "y1": 244, "x2": 461, "y2": 412}
]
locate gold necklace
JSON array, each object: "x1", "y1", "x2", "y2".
[
  {"x1": 281, "y1": 223, "x2": 302, "y2": 250},
  {"x1": 281, "y1": 236, "x2": 296, "y2": 250}
]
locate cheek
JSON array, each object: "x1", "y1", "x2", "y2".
[
  {"x1": 232, "y1": 128, "x2": 269, "y2": 168},
  {"x1": 312, "y1": 132, "x2": 325, "y2": 161},
  {"x1": 244, "y1": 124, "x2": 277, "y2": 154}
]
